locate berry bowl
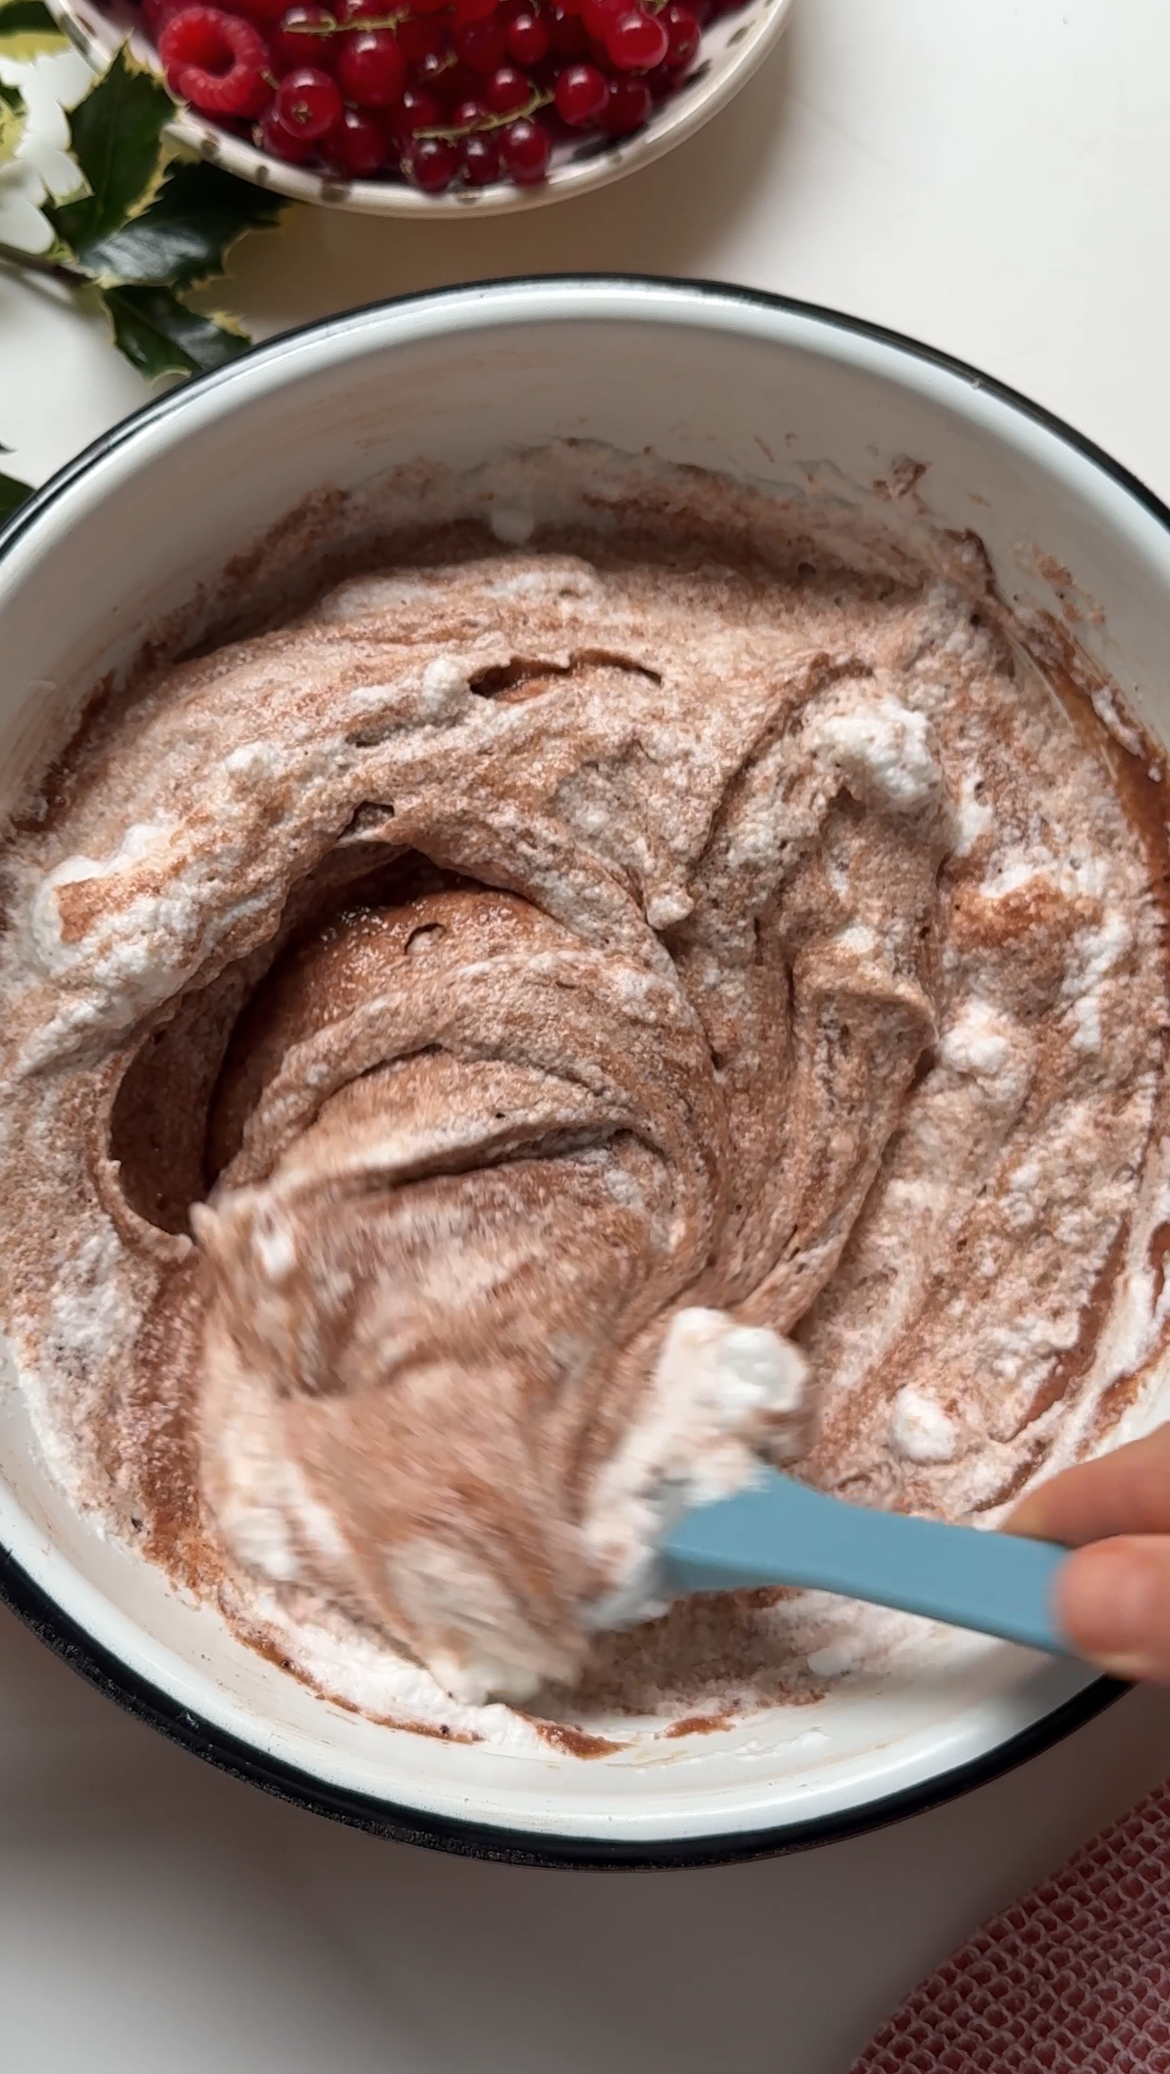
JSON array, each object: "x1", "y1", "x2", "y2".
[
  {"x1": 2, "y1": 276, "x2": 1167, "y2": 1863},
  {"x1": 45, "y1": 0, "x2": 796, "y2": 212}
]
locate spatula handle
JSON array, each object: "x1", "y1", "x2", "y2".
[{"x1": 660, "y1": 1471, "x2": 1070, "y2": 1654}]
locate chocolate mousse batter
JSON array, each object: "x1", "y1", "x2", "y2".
[{"x1": 2, "y1": 450, "x2": 1168, "y2": 1738}]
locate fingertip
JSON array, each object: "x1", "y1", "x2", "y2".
[
  {"x1": 1057, "y1": 1540, "x2": 1170, "y2": 1682},
  {"x1": 1005, "y1": 1492, "x2": 1047, "y2": 1539}
]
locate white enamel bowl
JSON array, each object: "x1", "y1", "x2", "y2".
[
  {"x1": 2, "y1": 278, "x2": 1165, "y2": 1866},
  {"x1": 47, "y1": 0, "x2": 797, "y2": 217}
]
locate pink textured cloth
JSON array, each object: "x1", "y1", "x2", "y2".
[{"x1": 852, "y1": 1779, "x2": 1170, "y2": 2072}]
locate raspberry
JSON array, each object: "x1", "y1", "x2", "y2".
[
  {"x1": 274, "y1": 63, "x2": 343, "y2": 135},
  {"x1": 336, "y1": 28, "x2": 406, "y2": 105},
  {"x1": 158, "y1": 6, "x2": 270, "y2": 116}
]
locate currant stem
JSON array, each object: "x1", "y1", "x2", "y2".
[
  {"x1": 297, "y1": 9, "x2": 414, "y2": 32},
  {"x1": 415, "y1": 85, "x2": 552, "y2": 140}
]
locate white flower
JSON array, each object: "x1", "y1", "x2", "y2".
[
  {"x1": 0, "y1": 155, "x2": 52, "y2": 252},
  {"x1": 0, "y1": 45, "x2": 90, "y2": 255}
]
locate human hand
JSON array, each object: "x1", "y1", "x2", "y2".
[{"x1": 1009, "y1": 1425, "x2": 1170, "y2": 1681}]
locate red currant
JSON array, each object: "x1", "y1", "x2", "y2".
[
  {"x1": 274, "y1": 62, "x2": 342, "y2": 133},
  {"x1": 580, "y1": 0, "x2": 619, "y2": 38},
  {"x1": 505, "y1": 6, "x2": 549, "y2": 63},
  {"x1": 446, "y1": 58, "x2": 487, "y2": 97},
  {"x1": 403, "y1": 135, "x2": 460, "y2": 188},
  {"x1": 390, "y1": 83, "x2": 445, "y2": 139},
  {"x1": 605, "y1": 5, "x2": 667, "y2": 69},
  {"x1": 554, "y1": 59, "x2": 607, "y2": 124},
  {"x1": 336, "y1": 27, "x2": 406, "y2": 104},
  {"x1": 460, "y1": 129, "x2": 501, "y2": 182},
  {"x1": 396, "y1": 13, "x2": 444, "y2": 61},
  {"x1": 661, "y1": 2, "x2": 699, "y2": 68},
  {"x1": 144, "y1": 0, "x2": 712, "y2": 193},
  {"x1": 323, "y1": 103, "x2": 390, "y2": 170},
  {"x1": 602, "y1": 71, "x2": 649, "y2": 130},
  {"x1": 256, "y1": 104, "x2": 316, "y2": 155},
  {"x1": 453, "y1": 14, "x2": 508, "y2": 71},
  {"x1": 485, "y1": 63, "x2": 531, "y2": 112},
  {"x1": 414, "y1": 47, "x2": 459, "y2": 90},
  {"x1": 158, "y1": 6, "x2": 270, "y2": 116},
  {"x1": 547, "y1": 2, "x2": 586, "y2": 51},
  {"x1": 500, "y1": 112, "x2": 550, "y2": 181},
  {"x1": 142, "y1": 0, "x2": 184, "y2": 33},
  {"x1": 271, "y1": 2, "x2": 336, "y2": 70}
]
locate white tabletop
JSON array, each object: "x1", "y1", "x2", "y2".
[{"x1": 5, "y1": 3, "x2": 1170, "y2": 2068}]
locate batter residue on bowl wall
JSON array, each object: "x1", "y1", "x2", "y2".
[{"x1": 2, "y1": 446, "x2": 1169, "y2": 1753}]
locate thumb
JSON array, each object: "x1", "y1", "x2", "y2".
[{"x1": 1056, "y1": 1536, "x2": 1170, "y2": 1681}]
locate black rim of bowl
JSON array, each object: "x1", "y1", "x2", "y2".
[{"x1": 0, "y1": 275, "x2": 1146, "y2": 1868}]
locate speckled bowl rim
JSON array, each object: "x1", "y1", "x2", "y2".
[
  {"x1": 44, "y1": 0, "x2": 797, "y2": 217},
  {"x1": 0, "y1": 274, "x2": 1145, "y2": 1866}
]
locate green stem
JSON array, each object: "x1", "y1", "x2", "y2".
[
  {"x1": 0, "y1": 238, "x2": 83, "y2": 287},
  {"x1": 296, "y1": 8, "x2": 413, "y2": 32},
  {"x1": 416, "y1": 87, "x2": 553, "y2": 142}
]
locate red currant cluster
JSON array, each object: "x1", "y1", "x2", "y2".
[{"x1": 140, "y1": 0, "x2": 730, "y2": 194}]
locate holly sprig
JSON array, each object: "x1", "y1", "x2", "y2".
[{"x1": 0, "y1": 0, "x2": 288, "y2": 515}]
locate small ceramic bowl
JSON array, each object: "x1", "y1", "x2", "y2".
[
  {"x1": 1, "y1": 277, "x2": 1166, "y2": 1865},
  {"x1": 46, "y1": 0, "x2": 797, "y2": 216}
]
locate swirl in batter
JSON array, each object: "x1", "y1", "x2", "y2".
[{"x1": 2, "y1": 452, "x2": 1168, "y2": 1732}]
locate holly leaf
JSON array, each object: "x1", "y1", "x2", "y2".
[
  {"x1": 0, "y1": 469, "x2": 33, "y2": 523},
  {"x1": 0, "y1": 78, "x2": 26, "y2": 165},
  {"x1": 0, "y1": 0, "x2": 69, "y2": 59},
  {"x1": 101, "y1": 283, "x2": 249, "y2": 380},
  {"x1": 72, "y1": 161, "x2": 285, "y2": 290},
  {"x1": 49, "y1": 45, "x2": 173, "y2": 253}
]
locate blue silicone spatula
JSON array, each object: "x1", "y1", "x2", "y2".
[{"x1": 659, "y1": 1468, "x2": 1071, "y2": 1653}]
